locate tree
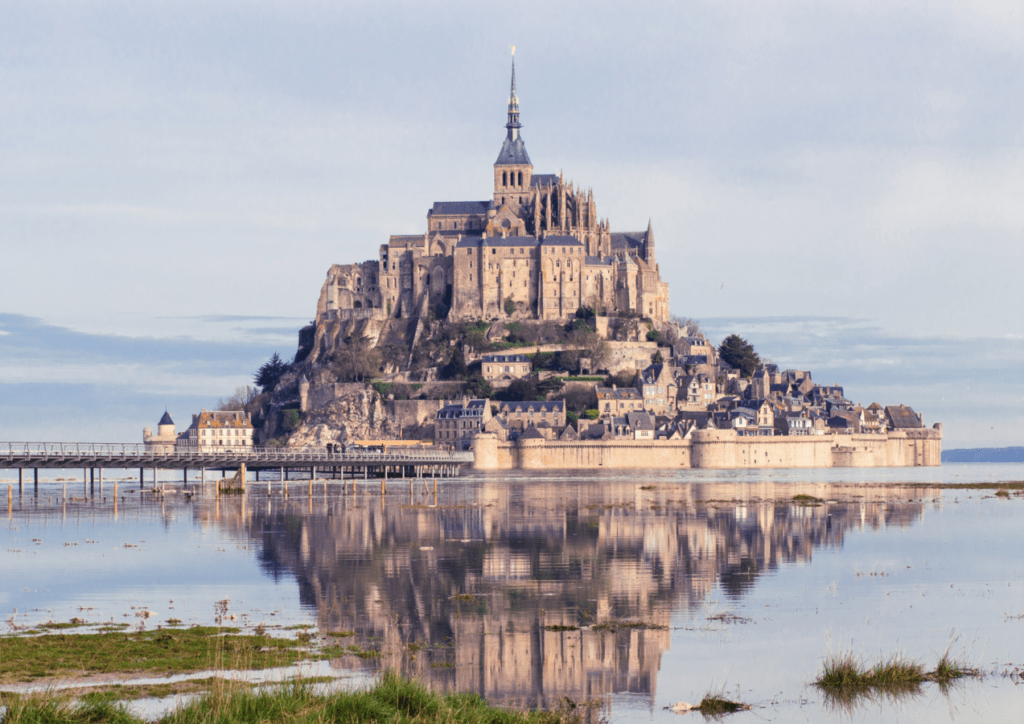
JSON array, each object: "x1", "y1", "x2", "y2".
[
  {"x1": 331, "y1": 335, "x2": 381, "y2": 383},
  {"x1": 441, "y1": 347, "x2": 468, "y2": 380},
  {"x1": 217, "y1": 386, "x2": 258, "y2": 411},
  {"x1": 254, "y1": 352, "x2": 288, "y2": 391},
  {"x1": 718, "y1": 334, "x2": 760, "y2": 377},
  {"x1": 671, "y1": 316, "x2": 703, "y2": 337},
  {"x1": 504, "y1": 297, "x2": 516, "y2": 316}
]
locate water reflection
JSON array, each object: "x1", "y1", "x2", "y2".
[{"x1": 202, "y1": 476, "x2": 933, "y2": 709}]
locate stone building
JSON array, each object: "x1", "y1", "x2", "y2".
[
  {"x1": 434, "y1": 399, "x2": 491, "y2": 449},
  {"x1": 496, "y1": 399, "x2": 566, "y2": 431},
  {"x1": 481, "y1": 354, "x2": 532, "y2": 384},
  {"x1": 177, "y1": 409, "x2": 254, "y2": 451},
  {"x1": 314, "y1": 52, "x2": 670, "y2": 329},
  {"x1": 142, "y1": 411, "x2": 177, "y2": 453}
]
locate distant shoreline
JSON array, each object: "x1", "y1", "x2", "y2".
[{"x1": 942, "y1": 447, "x2": 1024, "y2": 463}]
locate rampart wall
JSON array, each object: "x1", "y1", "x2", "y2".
[{"x1": 472, "y1": 427, "x2": 942, "y2": 470}]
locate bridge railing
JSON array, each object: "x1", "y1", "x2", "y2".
[{"x1": 2, "y1": 442, "x2": 473, "y2": 463}]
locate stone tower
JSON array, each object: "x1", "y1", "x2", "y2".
[{"x1": 492, "y1": 48, "x2": 533, "y2": 215}]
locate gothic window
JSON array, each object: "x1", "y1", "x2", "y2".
[
  {"x1": 502, "y1": 171, "x2": 508, "y2": 186},
  {"x1": 518, "y1": 171, "x2": 523, "y2": 186}
]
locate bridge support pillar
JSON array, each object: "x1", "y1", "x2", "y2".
[
  {"x1": 152, "y1": 468, "x2": 157, "y2": 491},
  {"x1": 18, "y1": 468, "x2": 23, "y2": 494},
  {"x1": 83, "y1": 468, "x2": 87, "y2": 497},
  {"x1": 239, "y1": 463, "x2": 246, "y2": 491},
  {"x1": 98, "y1": 468, "x2": 102, "y2": 495},
  {"x1": 201, "y1": 468, "x2": 206, "y2": 486},
  {"x1": 34, "y1": 468, "x2": 38, "y2": 494},
  {"x1": 255, "y1": 468, "x2": 259, "y2": 482},
  {"x1": 280, "y1": 467, "x2": 285, "y2": 487},
  {"x1": 139, "y1": 468, "x2": 144, "y2": 489},
  {"x1": 184, "y1": 468, "x2": 188, "y2": 485},
  {"x1": 312, "y1": 466, "x2": 316, "y2": 480}
]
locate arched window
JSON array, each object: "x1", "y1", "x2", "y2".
[
  {"x1": 518, "y1": 171, "x2": 523, "y2": 186},
  {"x1": 454, "y1": 221, "x2": 458, "y2": 229},
  {"x1": 502, "y1": 171, "x2": 508, "y2": 186}
]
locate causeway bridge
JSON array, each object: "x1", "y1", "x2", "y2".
[{"x1": 1, "y1": 442, "x2": 474, "y2": 487}]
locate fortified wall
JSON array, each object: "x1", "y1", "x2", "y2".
[{"x1": 472, "y1": 426, "x2": 942, "y2": 470}]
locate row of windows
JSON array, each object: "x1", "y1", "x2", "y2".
[{"x1": 501, "y1": 171, "x2": 525, "y2": 187}]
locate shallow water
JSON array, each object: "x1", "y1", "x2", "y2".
[{"x1": 3, "y1": 463, "x2": 1023, "y2": 722}]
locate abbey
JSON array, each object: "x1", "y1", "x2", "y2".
[{"x1": 315, "y1": 54, "x2": 670, "y2": 326}]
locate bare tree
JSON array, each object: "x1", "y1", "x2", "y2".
[
  {"x1": 217, "y1": 386, "x2": 258, "y2": 411},
  {"x1": 671, "y1": 315, "x2": 703, "y2": 337}
]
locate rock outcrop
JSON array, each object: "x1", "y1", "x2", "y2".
[{"x1": 287, "y1": 385, "x2": 398, "y2": 447}]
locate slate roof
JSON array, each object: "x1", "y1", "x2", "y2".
[
  {"x1": 610, "y1": 232, "x2": 645, "y2": 251},
  {"x1": 437, "y1": 399, "x2": 489, "y2": 420},
  {"x1": 482, "y1": 354, "x2": 530, "y2": 364},
  {"x1": 885, "y1": 405, "x2": 923, "y2": 429},
  {"x1": 585, "y1": 256, "x2": 612, "y2": 266},
  {"x1": 429, "y1": 201, "x2": 492, "y2": 216},
  {"x1": 500, "y1": 400, "x2": 564, "y2": 413},
  {"x1": 159, "y1": 411, "x2": 174, "y2": 426},
  {"x1": 626, "y1": 410, "x2": 655, "y2": 430},
  {"x1": 596, "y1": 386, "x2": 642, "y2": 400},
  {"x1": 518, "y1": 426, "x2": 545, "y2": 440},
  {"x1": 495, "y1": 135, "x2": 532, "y2": 166},
  {"x1": 530, "y1": 173, "x2": 558, "y2": 188}
]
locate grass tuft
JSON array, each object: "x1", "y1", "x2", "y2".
[
  {"x1": 815, "y1": 649, "x2": 982, "y2": 709},
  {"x1": 696, "y1": 693, "x2": 750, "y2": 716}
]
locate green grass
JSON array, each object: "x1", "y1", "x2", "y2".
[
  {"x1": 543, "y1": 625, "x2": 579, "y2": 632},
  {"x1": 0, "y1": 626, "x2": 313, "y2": 684},
  {"x1": 0, "y1": 672, "x2": 587, "y2": 724},
  {"x1": 815, "y1": 650, "x2": 982, "y2": 707},
  {"x1": 695, "y1": 693, "x2": 750, "y2": 716},
  {"x1": 792, "y1": 494, "x2": 823, "y2": 505}
]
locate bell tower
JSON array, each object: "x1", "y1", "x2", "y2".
[{"x1": 493, "y1": 47, "x2": 533, "y2": 215}]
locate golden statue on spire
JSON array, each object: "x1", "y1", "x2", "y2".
[{"x1": 510, "y1": 45, "x2": 516, "y2": 56}]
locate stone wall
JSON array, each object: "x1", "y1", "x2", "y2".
[{"x1": 472, "y1": 427, "x2": 942, "y2": 470}]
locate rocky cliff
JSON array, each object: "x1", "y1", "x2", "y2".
[{"x1": 286, "y1": 385, "x2": 398, "y2": 447}]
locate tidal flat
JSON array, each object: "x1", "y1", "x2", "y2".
[{"x1": 2, "y1": 463, "x2": 1023, "y2": 722}]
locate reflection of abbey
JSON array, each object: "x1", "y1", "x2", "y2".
[
  {"x1": 316, "y1": 54, "x2": 670, "y2": 325},
  {"x1": 206, "y1": 478, "x2": 930, "y2": 709}
]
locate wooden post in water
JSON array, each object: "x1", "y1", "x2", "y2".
[{"x1": 7, "y1": 484, "x2": 11, "y2": 516}]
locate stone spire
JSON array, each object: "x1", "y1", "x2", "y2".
[
  {"x1": 506, "y1": 47, "x2": 520, "y2": 141},
  {"x1": 644, "y1": 218, "x2": 655, "y2": 263}
]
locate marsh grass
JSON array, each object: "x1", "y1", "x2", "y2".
[
  {"x1": 0, "y1": 672, "x2": 587, "y2": 724},
  {"x1": 695, "y1": 692, "x2": 750, "y2": 717},
  {"x1": 0, "y1": 627, "x2": 310, "y2": 685},
  {"x1": 815, "y1": 649, "x2": 982, "y2": 708}
]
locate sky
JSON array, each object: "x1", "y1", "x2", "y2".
[{"x1": 1, "y1": 0, "x2": 1022, "y2": 449}]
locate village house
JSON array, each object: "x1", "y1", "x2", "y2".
[
  {"x1": 595, "y1": 385, "x2": 644, "y2": 418},
  {"x1": 176, "y1": 410, "x2": 254, "y2": 451},
  {"x1": 481, "y1": 353, "x2": 532, "y2": 385},
  {"x1": 635, "y1": 364, "x2": 677, "y2": 415},
  {"x1": 496, "y1": 399, "x2": 566, "y2": 431},
  {"x1": 435, "y1": 399, "x2": 491, "y2": 449}
]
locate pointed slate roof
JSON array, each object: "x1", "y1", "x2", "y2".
[{"x1": 158, "y1": 411, "x2": 174, "y2": 426}]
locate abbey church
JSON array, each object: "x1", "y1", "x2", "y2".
[{"x1": 315, "y1": 54, "x2": 670, "y2": 326}]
